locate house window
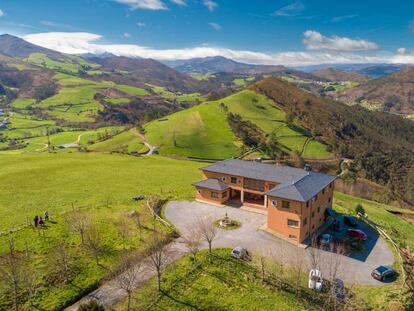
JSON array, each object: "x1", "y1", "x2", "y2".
[
  {"x1": 303, "y1": 218, "x2": 307, "y2": 226},
  {"x1": 315, "y1": 194, "x2": 318, "y2": 201},
  {"x1": 282, "y1": 201, "x2": 290, "y2": 209},
  {"x1": 317, "y1": 206, "x2": 320, "y2": 213},
  {"x1": 272, "y1": 200, "x2": 277, "y2": 207},
  {"x1": 211, "y1": 192, "x2": 219, "y2": 199},
  {"x1": 322, "y1": 188, "x2": 325, "y2": 194},
  {"x1": 231, "y1": 176, "x2": 237, "y2": 184},
  {"x1": 329, "y1": 183, "x2": 332, "y2": 189},
  {"x1": 312, "y1": 225, "x2": 315, "y2": 229},
  {"x1": 221, "y1": 176, "x2": 227, "y2": 182},
  {"x1": 306, "y1": 201, "x2": 309, "y2": 207},
  {"x1": 287, "y1": 219, "x2": 299, "y2": 227},
  {"x1": 289, "y1": 234, "x2": 297, "y2": 239},
  {"x1": 312, "y1": 212, "x2": 315, "y2": 218},
  {"x1": 328, "y1": 197, "x2": 331, "y2": 203}
]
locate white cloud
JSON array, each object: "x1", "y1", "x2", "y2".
[
  {"x1": 123, "y1": 32, "x2": 131, "y2": 37},
  {"x1": 22, "y1": 31, "x2": 393, "y2": 67},
  {"x1": 273, "y1": 1, "x2": 304, "y2": 17},
  {"x1": 398, "y1": 48, "x2": 407, "y2": 55},
  {"x1": 170, "y1": 0, "x2": 186, "y2": 6},
  {"x1": 137, "y1": 22, "x2": 146, "y2": 27},
  {"x1": 113, "y1": 0, "x2": 167, "y2": 10},
  {"x1": 303, "y1": 30, "x2": 378, "y2": 51},
  {"x1": 0, "y1": 9, "x2": 4, "y2": 17},
  {"x1": 209, "y1": 22, "x2": 221, "y2": 31},
  {"x1": 204, "y1": 0, "x2": 217, "y2": 12},
  {"x1": 330, "y1": 14, "x2": 358, "y2": 23}
]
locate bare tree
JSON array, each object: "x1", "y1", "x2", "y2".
[
  {"x1": 182, "y1": 228, "x2": 201, "y2": 262},
  {"x1": 291, "y1": 247, "x2": 305, "y2": 299},
  {"x1": 48, "y1": 242, "x2": 79, "y2": 284},
  {"x1": 0, "y1": 238, "x2": 26, "y2": 311},
  {"x1": 115, "y1": 255, "x2": 142, "y2": 311},
  {"x1": 68, "y1": 211, "x2": 91, "y2": 245},
  {"x1": 114, "y1": 216, "x2": 133, "y2": 250},
  {"x1": 147, "y1": 234, "x2": 172, "y2": 292},
  {"x1": 323, "y1": 243, "x2": 347, "y2": 311},
  {"x1": 308, "y1": 234, "x2": 322, "y2": 272},
  {"x1": 195, "y1": 216, "x2": 217, "y2": 255},
  {"x1": 84, "y1": 224, "x2": 105, "y2": 265}
]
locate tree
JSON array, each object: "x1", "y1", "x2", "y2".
[
  {"x1": 84, "y1": 225, "x2": 105, "y2": 265},
  {"x1": 0, "y1": 238, "x2": 27, "y2": 311},
  {"x1": 114, "y1": 216, "x2": 133, "y2": 250},
  {"x1": 195, "y1": 216, "x2": 217, "y2": 255},
  {"x1": 182, "y1": 229, "x2": 201, "y2": 262},
  {"x1": 68, "y1": 211, "x2": 91, "y2": 245},
  {"x1": 115, "y1": 255, "x2": 142, "y2": 311},
  {"x1": 147, "y1": 234, "x2": 172, "y2": 292},
  {"x1": 48, "y1": 242, "x2": 79, "y2": 284}
]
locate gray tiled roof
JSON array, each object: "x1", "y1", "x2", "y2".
[
  {"x1": 193, "y1": 178, "x2": 229, "y2": 191},
  {"x1": 201, "y1": 159, "x2": 336, "y2": 202},
  {"x1": 265, "y1": 172, "x2": 335, "y2": 202}
]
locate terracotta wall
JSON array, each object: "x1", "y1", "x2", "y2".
[
  {"x1": 195, "y1": 186, "x2": 229, "y2": 204},
  {"x1": 202, "y1": 170, "x2": 279, "y2": 194},
  {"x1": 267, "y1": 181, "x2": 334, "y2": 243}
]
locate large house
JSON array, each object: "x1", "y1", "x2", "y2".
[{"x1": 193, "y1": 159, "x2": 336, "y2": 244}]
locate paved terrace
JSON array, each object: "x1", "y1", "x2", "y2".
[{"x1": 165, "y1": 201, "x2": 395, "y2": 286}]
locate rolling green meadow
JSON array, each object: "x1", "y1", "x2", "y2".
[
  {"x1": 144, "y1": 90, "x2": 331, "y2": 159},
  {"x1": 0, "y1": 153, "x2": 204, "y2": 310}
]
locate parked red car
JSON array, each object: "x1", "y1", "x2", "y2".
[{"x1": 346, "y1": 229, "x2": 367, "y2": 240}]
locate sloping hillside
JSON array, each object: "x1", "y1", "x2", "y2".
[
  {"x1": 144, "y1": 89, "x2": 331, "y2": 159},
  {"x1": 338, "y1": 67, "x2": 414, "y2": 114},
  {"x1": 312, "y1": 67, "x2": 368, "y2": 82},
  {"x1": 250, "y1": 77, "x2": 414, "y2": 204}
]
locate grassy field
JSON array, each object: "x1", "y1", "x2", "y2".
[
  {"x1": 0, "y1": 153, "x2": 203, "y2": 310},
  {"x1": 10, "y1": 98, "x2": 35, "y2": 109},
  {"x1": 24, "y1": 53, "x2": 99, "y2": 74},
  {"x1": 89, "y1": 129, "x2": 147, "y2": 153},
  {"x1": 144, "y1": 90, "x2": 331, "y2": 159},
  {"x1": 118, "y1": 249, "x2": 319, "y2": 311}
]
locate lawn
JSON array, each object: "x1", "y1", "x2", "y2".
[
  {"x1": 118, "y1": 249, "x2": 319, "y2": 311},
  {"x1": 89, "y1": 129, "x2": 147, "y2": 153},
  {"x1": 144, "y1": 89, "x2": 331, "y2": 159},
  {"x1": 0, "y1": 153, "x2": 203, "y2": 310},
  {"x1": 25, "y1": 53, "x2": 81, "y2": 74},
  {"x1": 10, "y1": 98, "x2": 35, "y2": 109}
]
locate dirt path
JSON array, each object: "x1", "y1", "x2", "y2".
[
  {"x1": 129, "y1": 128, "x2": 157, "y2": 156},
  {"x1": 65, "y1": 241, "x2": 189, "y2": 311}
]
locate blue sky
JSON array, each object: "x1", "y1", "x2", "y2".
[{"x1": 1, "y1": 0, "x2": 414, "y2": 66}]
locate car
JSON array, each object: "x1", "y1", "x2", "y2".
[
  {"x1": 333, "y1": 278, "x2": 346, "y2": 300},
  {"x1": 319, "y1": 233, "x2": 333, "y2": 246},
  {"x1": 231, "y1": 246, "x2": 248, "y2": 259},
  {"x1": 308, "y1": 269, "x2": 323, "y2": 291},
  {"x1": 347, "y1": 229, "x2": 367, "y2": 240},
  {"x1": 343, "y1": 215, "x2": 358, "y2": 227},
  {"x1": 371, "y1": 266, "x2": 396, "y2": 282}
]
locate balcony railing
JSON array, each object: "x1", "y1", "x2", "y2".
[{"x1": 243, "y1": 178, "x2": 265, "y2": 192}]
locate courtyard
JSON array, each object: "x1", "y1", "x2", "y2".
[{"x1": 165, "y1": 200, "x2": 395, "y2": 285}]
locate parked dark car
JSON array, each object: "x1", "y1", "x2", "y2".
[
  {"x1": 371, "y1": 266, "x2": 396, "y2": 282},
  {"x1": 343, "y1": 215, "x2": 358, "y2": 227},
  {"x1": 347, "y1": 229, "x2": 367, "y2": 240},
  {"x1": 333, "y1": 278, "x2": 346, "y2": 301}
]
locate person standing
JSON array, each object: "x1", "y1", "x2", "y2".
[
  {"x1": 34, "y1": 215, "x2": 39, "y2": 227},
  {"x1": 45, "y1": 211, "x2": 49, "y2": 221}
]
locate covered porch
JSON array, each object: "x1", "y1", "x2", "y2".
[{"x1": 228, "y1": 189, "x2": 267, "y2": 211}]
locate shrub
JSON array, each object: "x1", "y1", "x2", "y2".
[
  {"x1": 78, "y1": 300, "x2": 105, "y2": 311},
  {"x1": 355, "y1": 203, "x2": 365, "y2": 216}
]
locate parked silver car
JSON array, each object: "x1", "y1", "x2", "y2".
[{"x1": 231, "y1": 246, "x2": 248, "y2": 259}]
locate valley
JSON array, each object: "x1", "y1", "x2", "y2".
[{"x1": 0, "y1": 31, "x2": 414, "y2": 311}]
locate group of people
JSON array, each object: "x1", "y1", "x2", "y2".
[{"x1": 34, "y1": 211, "x2": 49, "y2": 227}]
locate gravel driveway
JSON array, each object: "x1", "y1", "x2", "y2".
[{"x1": 165, "y1": 201, "x2": 395, "y2": 286}]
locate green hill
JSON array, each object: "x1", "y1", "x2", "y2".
[{"x1": 144, "y1": 89, "x2": 331, "y2": 159}]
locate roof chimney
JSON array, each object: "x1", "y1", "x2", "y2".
[{"x1": 304, "y1": 164, "x2": 312, "y2": 172}]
